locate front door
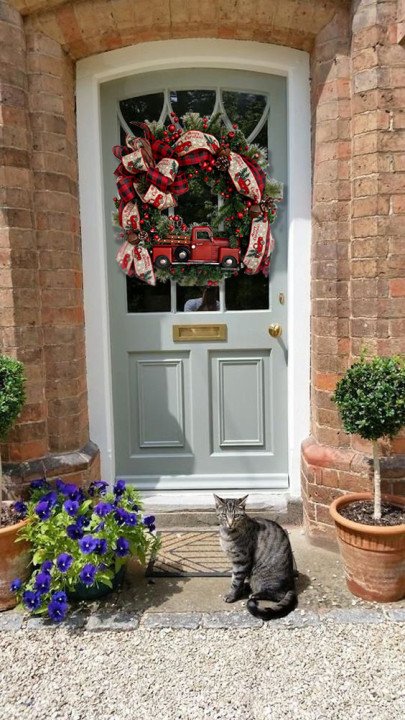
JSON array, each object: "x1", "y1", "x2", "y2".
[{"x1": 101, "y1": 69, "x2": 288, "y2": 490}]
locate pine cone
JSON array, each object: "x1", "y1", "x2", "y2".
[
  {"x1": 138, "y1": 230, "x2": 149, "y2": 243},
  {"x1": 249, "y1": 204, "x2": 263, "y2": 218},
  {"x1": 214, "y1": 154, "x2": 231, "y2": 172}
]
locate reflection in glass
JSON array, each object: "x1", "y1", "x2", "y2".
[
  {"x1": 119, "y1": 93, "x2": 164, "y2": 132},
  {"x1": 178, "y1": 285, "x2": 220, "y2": 312},
  {"x1": 127, "y1": 276, "x2": 171, "y2": 313},
  {"x1": 170, "y1": 90, "x2": 216, "y2": 119},
  {"x1": 222, "y1": 91, "x2": 266, "y2": 139},
  {"x1": 225, "y1": 274, "x2": 269, "y2": 311}
]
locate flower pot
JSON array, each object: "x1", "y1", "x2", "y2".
[
  {"x1": 67, "y1": 565, "x2": 126, "y2": 602},
  {"x1": 0, "y1": 506, "x2": 31, "y2": 611},
  {"x1": 330, "y1": 493, "x2": 405, "y2": 602}
]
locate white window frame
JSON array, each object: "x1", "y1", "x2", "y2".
[{"x1": 76, "y1": 39, "x2": 311, "y2": 499}]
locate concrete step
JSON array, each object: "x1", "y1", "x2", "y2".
[{"x1": 153, "y1": 499, "x2": 303, "y2": 530}]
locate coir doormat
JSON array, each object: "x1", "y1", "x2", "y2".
[{"x1": 147, "y1": 530, "x2": 232, "y2": 578}]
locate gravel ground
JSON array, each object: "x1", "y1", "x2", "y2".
[{"x1": 0, "y1": 622, "x2": 404, "y2": 720}]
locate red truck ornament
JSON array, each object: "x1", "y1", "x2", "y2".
[{"x1": 152, "y1": 225, "x2": 240, "y2": 270}]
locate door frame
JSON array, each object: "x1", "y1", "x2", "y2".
[{"x1": 76, "y1": 38, "x2": 311, "y2": 498}]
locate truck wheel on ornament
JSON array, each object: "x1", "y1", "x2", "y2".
[
  {"x1": 155, "y1": 255, "x2": 171, "y2": 269},
  {"x1": 173, "y1": 246, "x2": 191, "y2": 262},
  {"x1": 221, "y1": 256, "x2": 238, "y2": 268}
]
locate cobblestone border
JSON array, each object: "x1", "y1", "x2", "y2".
[{"x1": 1, "y1": 606, "x2": 404, "y2": 632}]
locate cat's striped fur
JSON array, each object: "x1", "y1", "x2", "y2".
[{"x1": 214, "y1": 494, "x2": 297, "y2": 620}]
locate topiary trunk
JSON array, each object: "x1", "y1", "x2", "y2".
[{"x1": 372, "y1": 440, "x2": 382, "y2": 521}]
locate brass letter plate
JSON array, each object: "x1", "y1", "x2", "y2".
[{"x1": 173, "y1": 324, "x2": 227, "y2": 342}]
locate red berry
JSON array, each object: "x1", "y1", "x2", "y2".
[
  {"x1": 237, "y1": 212, "x2": 244, "y2": 219},
  {"x1": 228, "y1": 131, "x2": 235, "y2": 138},
  {"x1": 232, "y1": 123, "x2": 238, "y2": 129},
  {"x1": 140, "y1": 219, "x2": 144, "y2": 225},
  {"x1": 168, "y1": 124, "x2": 175, "y2": 132}
]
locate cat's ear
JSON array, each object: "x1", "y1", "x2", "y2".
[
  {"x1": 237, "y1": 495, "x2": 249, "y2": 508},
  {"x1": 213, "y1": 494, "x2": 225, "y2": 508}
]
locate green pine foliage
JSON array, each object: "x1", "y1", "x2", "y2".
[
  {"x1": 332, "y1": 355, "x2": 405, "y2": 441},
  {"x1": 0, "y1": 356, "x2": 25, "y2": 439}
]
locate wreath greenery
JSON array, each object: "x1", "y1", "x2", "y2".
[{"x1": 113, "y1": 111, "x2": 282, "y2": 286}]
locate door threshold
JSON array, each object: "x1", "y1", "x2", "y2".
[{"x1": 142, "y1": 491, "x2": 302, "y2": 528}]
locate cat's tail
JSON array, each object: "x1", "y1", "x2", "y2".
[{"x1": 247, "y1": 590, "x2": 297, "y2": 621}]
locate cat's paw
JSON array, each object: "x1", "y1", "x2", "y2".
[{"x1": 224, "y1": 593, "x2": 237, "y2": 603}]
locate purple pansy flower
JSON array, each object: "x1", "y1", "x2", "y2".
[
  {"x1": 125, "y1": 512, "x2": 138, "y2": 527},
  {"x1": 13, "y1": 501, "x2": 27, "y2": 518},
  {"x1": 56, "y1": 553, "x2": 73, "y2": 572},
  {"x1": 10, "y1": 578, "x2": 22, "y2": 593},
  {"x1": 96, "y1": 539, "x2": 108, "y2": 556},
  {"x1": 114, "y1": 508, "x2": 128, "y2": 525},
  {"x1": 76, "y1": 515, "x2": 90, "y2": 528},
  {"x1": 34, "y1": 572, "x2": 51, "y2": 594},
  {"x1": 78, "y1": 535, "x2": 98, "y2": 555},
  {"x1": 79, "y1": 563, "x2": 97, "y2": 586},
  {"x1": 94, "y1": 502, "x2": 114, "y2": 518},
  {"x1": 41, "y1": 560, "x2": 53, "y2": 574},
  {"x1": 88, "y1": 480, "x2": 109, "y2": 497},
  {"x1": 41, "y1": 491, "x2": 58, "y2": 507},
  {"x1": 51, "y1": 590, "x2": 67, "y2": 605},
  {"x1": 66, "y1": 523, "x2": 84, "y2": 540},
  {"x1": 113, "y1": 480, "x2": 126, "y2": 497},
  {"x1": 143, "y1": 515, "x2": 155, "y2": 526},
  {"x1": 30, "y1": 478, "x2": 48, "y2": 490},
  {"x1": 63, "y1": 499, "x2": 79, "y2": 517},
  {"x1": 22, "y1": 590, "x2": 42, "y2": 611},
  {"x1": 35, "y1": 500, "x2": 52, "y2": 521},
  {"x1": 115, "y1": 537, "x2": 130, "y2": 557},
  {"x1": 48, "y1": 600, "x2": 68, "y2": 623}
]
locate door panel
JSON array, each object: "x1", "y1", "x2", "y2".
[
  {"x1": 212, "y1": 352, "x2": 269, "y2": 449},
  {"x1": 101, "y1": 68, "x2": 288, "y2": 490}
]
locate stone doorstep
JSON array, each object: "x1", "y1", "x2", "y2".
[
  {"x1": 1, "y1": 607, "x2": 404, "y2": 632},
  {"x1": 150, "y1": 498, "x2": 303, "y2": 530}
]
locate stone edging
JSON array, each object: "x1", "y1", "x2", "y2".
[{"x1": 1, "y1": 607, "x2": 404, "y2": 632}]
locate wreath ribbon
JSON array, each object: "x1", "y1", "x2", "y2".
[{"x1": 116, "y1": 237, "x2": 156, "y2": 286}]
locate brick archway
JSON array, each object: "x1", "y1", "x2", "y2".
[{"x1": 1, "y1": 0, "x2": 404, "y2": 538}]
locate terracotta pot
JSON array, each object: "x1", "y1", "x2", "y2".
[
  {"x1": 330, "y1": 493, "x2": 405, "y2": 602},
  {"x1": 0, "y1": 504, "x2": 31, "y2": 611}
]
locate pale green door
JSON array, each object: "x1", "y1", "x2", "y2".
[{"x1": 101, "y1": 69, "x2": 288, "y2": 491}]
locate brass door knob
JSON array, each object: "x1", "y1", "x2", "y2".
[{"x1": 268, "y1": 323, "x2": 282, "y2": 338}]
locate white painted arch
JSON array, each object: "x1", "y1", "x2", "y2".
[{"x1": 76, "y1": 38, "x2": 311, "y2": 501}]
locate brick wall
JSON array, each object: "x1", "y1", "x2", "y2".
[
  {"x1": 304, "y1": 0, "x2": 405, "y2": 542},
  {"x1": 1, "y1": 0, "x2": 404, "y2": 517},
  {"x1": 1, "y1": 0, "x2": 96, "y2": 489}
]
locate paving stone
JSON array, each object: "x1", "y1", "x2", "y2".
[
  {"x1": 26, "y1": 617, "x2": 56, "y2": 630},
  {"x1": 26, "y1": 610, "x2": 87, "y2": 630},
  {"x1": 141, "y1": 612, "x2": 201, "y2": 629},
  {"x1": 321, "y1": 608, "x2": 384, "y2": 624},
  {"x1": 282, "y1": 610, "x2": 320, "y2": 627},
  {"x1": 385, "y1": 608, "x2": 405, "y2": 623},
  {"x1": 201, "y1": 612, "x2": 263, "y2": 629},
  {"x1": 86, "y1": 609, "x2": 140, "y2": 632},
  {"x1": 0, "y1": 611, "x2": 24, "y2": 631}
]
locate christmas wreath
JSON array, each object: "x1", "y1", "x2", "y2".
[{"x1": 112, "y1": 112, "x2": 282, "y2": 286}]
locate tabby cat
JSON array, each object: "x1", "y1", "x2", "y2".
[{"x1": 214, "y1": 494, "x2": 297, "y2": 620}]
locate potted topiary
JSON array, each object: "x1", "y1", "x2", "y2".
[
  {"x1": 330, "y1": 355, "x2": 405, "y2": 602},
  {"x1": 0, "y1": 355, "x2": 30, "y2": 611},
  {"x1": 10, "y1": 478, "x2": 160, "y2": 622}
]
